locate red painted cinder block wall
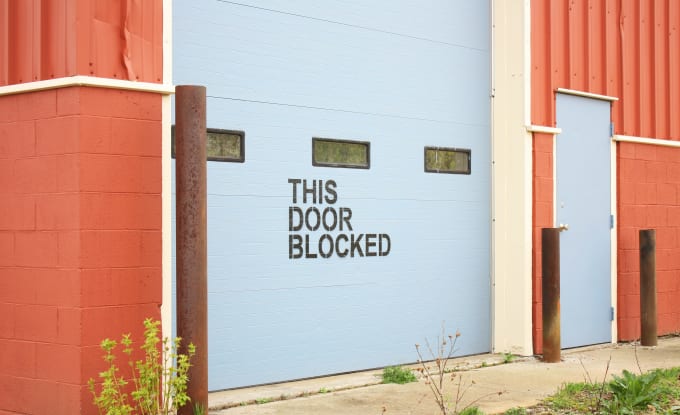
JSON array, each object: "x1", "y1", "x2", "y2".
[
  {"x1": 617, "y1": 144, "x2": 680, "y2": 339},
  {"x1": 531, "y1": 0, "x2": 680, "y2": 352},
  {"x1": 531, "y1": 132, "x2": 554, "y2": 352},
  {"x1": 0, "y1": 87, "x2": 162, "y2": 414},
  {"x1": 0, "y1": 1, "x2": 165, "y2": 414}
]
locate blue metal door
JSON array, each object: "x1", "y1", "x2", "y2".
[
  {"x1": 173, "y1": 0, "x2": 491, "y2": 390},
  {"x1": 556, "y1": 93, "x2": 612, "y2": 348}
]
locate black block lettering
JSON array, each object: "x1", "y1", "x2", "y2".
[
  {"x1": 305, "y1": 207, "x2": 321, "y2": 231},
  {"x1": 322, "y1": 207, "x2": 338, "y2": 231},
  {"x1": 336, "y1": 234, "x2": 349, "y2": 257},
  {"x1": 304, "y1": 234, "x2": 317, "y2": 258},
  {"x1": 365, "y1": 233, "x2": 377, "y2": 257},
  {"x1": 340, "y1": 207, "x2": 353, "y2": 231},
  {"x1": 288, "y1": 178, "x2": 301, "y2": 203},
  {"x1": 324, "y1": 180, "x2": 337, "y2": 204},
  {"x1": 319, "y1": 234, "x2": 334, "y2": 258},
  {"x1": 379, "y1": 234, "x2": 391, "y2": 256},
  {"x1": 289, "y1": 234, "x2": 303, "y2": 259},
  {"x1": 289, "y1": 206, "x2": 303, "y2": 231},
  {"x1": 302, "y1": 179, "x2": 317, "y2": 203},
  {"x1": 350, "y1": 234, "x2": 364, "y2": 257}
]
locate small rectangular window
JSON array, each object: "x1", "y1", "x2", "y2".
[
  {"x1": 424, "y1": 147, "x2": 471, "y2": 174},
  {"x1": 171, "y1": 126, "x2": 245, "y2": 162},
  {"x1": 206, "y1": 129, "x2": 245, "y2": 162},
  {"x1": 312, "y1": 137, "x2": 370, "y2": 169}
]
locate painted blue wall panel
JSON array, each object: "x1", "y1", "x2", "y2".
[{"x1": 173, "y1": 0, "x2": 491, "y2": 390}]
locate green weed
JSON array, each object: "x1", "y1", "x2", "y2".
[
  {"x1": 605, "y1": 369, "x2": 663, "y2": 413},
  {"x1": 540, "y1": 367, "x2": 680, "y2": 414},
  {"x1": 502, "y1": 353, "x2": 515, "y2": 364},
  {"x1": 193, "y1": 403, "x2": 205, "y2": 415},
  {"x1": 544, "y1": 382, "x2": 603, "y2": 413},
  {"x1": 459, "y1": 407, "x2": 484, "y2": 415},
  {"x1": 87, "y1": 318, "x2": 196, "y2": 415},
  {"x1": 382, "y1": 366, "x2": 418, "y2": 384}
]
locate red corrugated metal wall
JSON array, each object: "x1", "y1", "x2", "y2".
[
  {"x1": 0, "y1": 0, "x2": 163, "y2": 86},
  {"x1": 531, "y1": 0, "x2": 680, "y2": 351}
]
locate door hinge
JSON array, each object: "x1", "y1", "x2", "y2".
[
  {"x1": 611, "y1": 306, "x2": 615, "y2": 321},
  {"x1": 610, "y1": 214, "x2": 615, "y2": 229},
  {"x1": 610, "y1": 122, "x2": 615, "y2": 137}
]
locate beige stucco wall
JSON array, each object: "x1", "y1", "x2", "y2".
[{"x1": 491, "y1": 0, "x2": 534, "y2": 356}]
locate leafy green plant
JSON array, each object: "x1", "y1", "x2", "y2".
[
  {"x1": 255, "y1": 398, "x2": 272, "y2": 404},
  {"x1": 503, "y1": 408, "x2": 526, "y2": 415},
  {"x1": 88, "y1": 318, "x2": 196, "y2": 415},
  {"x1": 605, "y1": 369, "x2": 663, "y2": 413},
  {"x1": 318, "y1": 387, "x2": 331, "y2": 394},
  {"x1": 458, "y1": 407, "x2": 484, "y2": 415},
  {"x1": 382, "y1": 366, "x2": 417, "y2": 384},
  {"x1": 536, "y1": 367, "x2": 680, "y2": 414}
]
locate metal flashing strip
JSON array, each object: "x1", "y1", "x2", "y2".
[
  {"x1": 0, "y1": 75, "x2": 175, "y2": 96},
  {"x1": 613, "y1": 134, "x2": 680, "y2": 148},
  {"x1": 556, "y1": 88, "x2": 618, "y2": 102},
  {"x1": 526, "y1": 124, "x2": 562, "y2": 135}
]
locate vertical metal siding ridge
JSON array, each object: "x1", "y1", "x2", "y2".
[
  {"x1": 620, "y1": 0, "x2": 635, "y2": 135},
  {"x1": 639, "y1": 0, "x2": 653, "y2": 136},
  {"x1": 65, "y1": 0, "x2": 77, "y2": 76},
  {"x1": 589, "y1": 0, "x2": 606, "y2": 94},
  {"x1": 552, "y1": 0, "x2": 569, "y2": 92},
  {"x1": 8, "y1": 1, "x2": 32, "y2": 84},
  {"x1": 605, "y1": 0, "x2": 622, "y2": 126},
  {"x1": 670, "y1": 1, "x2": 680, "y2": 139},
  {"x1": 568, "y1": 0, "x2": 586, "y2": 91},
  {"x1": 30, "y1": 0, "x2": 40, "y2": 82},
  {"x1": 530, "y1": 0, "x2": 550, "y2": 125},
  {"x1": 653, "y1": 1, "x2": 669, "y2": 139},
  {"x1": 0, "y1": 1, "x2": 7, "y2": 85}
]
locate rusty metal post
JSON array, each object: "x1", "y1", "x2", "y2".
[
  {"x1": 175, "y1": 85, "x2": 208, "y2": 414},
  {"x1": 640, "y1": 229, "x2": 657, "y2": 347},
  {"x1": 542, "y1": 228, "x2": 561, "y2": 363}
]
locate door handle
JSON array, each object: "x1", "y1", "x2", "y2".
[{"x1": 559, "y1": 223, "x2": 569, "y2": 232}]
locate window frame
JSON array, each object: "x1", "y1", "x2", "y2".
[
  {"x1": 312, "y1": 137, "x2": 371, "y2": 169},
  {"x1": 423, "y1": 146, "x2": 471, "y2": 175}
]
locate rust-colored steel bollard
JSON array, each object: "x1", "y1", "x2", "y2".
[
  {"x1": 175, "y1": 85, "x2": 208, "y2": 414},
  {"x1": 640, "y1": 229, "x2": 657, "y2": 347},
  {"x1": 542, "y1": 228, "x2": 561, "y2": 363}
]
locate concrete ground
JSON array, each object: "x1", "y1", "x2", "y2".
[{"x1": 208, "y1": 336, "x2": 680, "y2": 415}]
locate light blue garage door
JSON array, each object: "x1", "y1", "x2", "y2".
[{"x1": 173, "y1": 1, "x2": 491, "y2": 390}]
